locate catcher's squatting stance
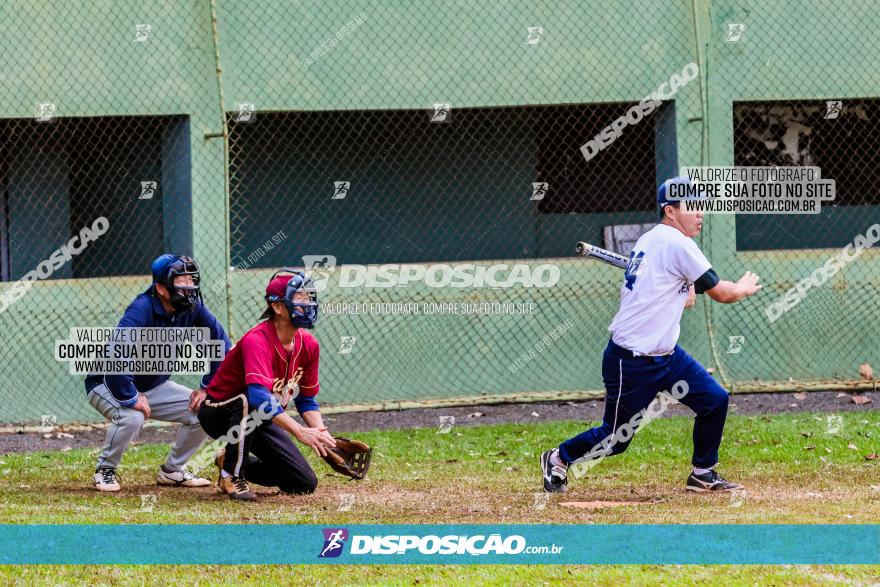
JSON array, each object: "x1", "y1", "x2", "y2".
[
  {"x1": 194, "y1": 268, "x2": 371, "y2": 501},
  {"x1": 541, "y1": 176, "x2": 762, "y2": 494},
  {"x1": 85, "y1": 254, "x2": 231, "y2": 491}
]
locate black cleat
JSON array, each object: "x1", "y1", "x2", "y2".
[
  {"x1": 540, "y1": 449, "x2": 568, "y2": 493},
  {"x1": 686, "y1": 469, "x2": 744, "y2": 492}
]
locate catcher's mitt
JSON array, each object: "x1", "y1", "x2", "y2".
[{"x1": 322, "y1": 437, "x2": 371, "y2": 480}]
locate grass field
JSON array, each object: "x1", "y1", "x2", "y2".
[
  {"x1": 4, "y1": 563, "x2": 880, "y2": 586},
  {"x1": 1, "y1": 410, "x2": 878, "y2": 584}
]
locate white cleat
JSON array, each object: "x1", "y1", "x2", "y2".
[
  {"x1": 94, "y1": 468, "x2": 121, "y2": 492},
  {"x1": 156, "y1": 467, "x2": 211, "y2": 487}
]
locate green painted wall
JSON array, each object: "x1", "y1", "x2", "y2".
[
  {"x1": 216, "y1": 1, "x2": 696, "y2": 110},
  {"x1": 0, "y1": 0, "x2": 877, "y2": 423}
]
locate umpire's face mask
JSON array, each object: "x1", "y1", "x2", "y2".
[
  {"x1": 162, "y1": 256, "x2": 202, "y2": 312},
  {"x1": 168, "y1": 274, "x2": 200, "y2": 311}
]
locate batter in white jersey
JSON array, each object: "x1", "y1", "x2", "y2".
[
  {"x1": 542, "y1": 176, "x2": 762, "y2": 495},
  {"x1": 610, "y1": 223, "x2": 713, "y2": 355}
]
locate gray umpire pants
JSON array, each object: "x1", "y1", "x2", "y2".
[{"x1": 88, "y1": 380, "x2": 208, "y2": 472}]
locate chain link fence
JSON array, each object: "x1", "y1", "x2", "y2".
[
  {"x1": 0, "y1": 1, "x2": 226, "y2": 423},
  {"x1": 0, "y1": 1, "x2": 877, "y2": 424},
  {"x1": 707, "y1": 1, "x2": 880, "y2": 388}
]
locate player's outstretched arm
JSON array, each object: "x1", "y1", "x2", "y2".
[
  {"x1": 272, "y1": 411, "x2": 337, "y2": 457},
  {"x1": 705, "y1": 271, "x2": 762, "y2": 304},
  {"x1": 301, "y1": 408, "x2": 327, "y2": 431}
]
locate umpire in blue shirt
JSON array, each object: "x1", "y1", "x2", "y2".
[{"x1": 85, "y1": 254, "x2": 231, "y2": 492}]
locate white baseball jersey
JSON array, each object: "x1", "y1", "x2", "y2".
[{"x1": 608, "y1": 224, "x2": 712, "y2": 355}]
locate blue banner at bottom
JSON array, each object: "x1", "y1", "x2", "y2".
[{"x1": 0, "y1": 525, "x2": 877, "y2": 564}]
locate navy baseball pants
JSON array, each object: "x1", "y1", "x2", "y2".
[
  {"x1": 558, "y1": 339, "x2": 729, "y2": 468},
  {"x1": 198, "y1": 395, "x2": 318, "y2": 494}
]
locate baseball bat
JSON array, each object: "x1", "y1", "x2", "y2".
[{"x1": 574, "y1": 242, "x2": 628, "y2": 269}]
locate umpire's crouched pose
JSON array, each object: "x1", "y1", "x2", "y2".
[{"x1": 85, "y1": 254, "x2": 231, "y2": 492}]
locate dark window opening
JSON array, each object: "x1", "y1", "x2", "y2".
[
  {"x1": 535, "y1": 102, "x2": 657, "y2": 214},
  {"x1": 0, "y1": 115, "x2": 191, "y2": 279},
  {"x1": 734, "y1": 100, "x2": 880, "y2": 251},
  {"x1": 228, "y1": 103, "x2": 659, "y2": 266}
]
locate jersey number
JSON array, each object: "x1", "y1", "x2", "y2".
[{"x1": 624, "y1": 251, "x2": 645, "y2": 291}]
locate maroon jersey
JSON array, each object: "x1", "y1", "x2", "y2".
[{"x1": 205, "y1": 320, "x2": 319, "y2": 408}]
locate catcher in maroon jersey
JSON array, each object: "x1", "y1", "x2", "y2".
[{"x1": 193, "y1": 269, "x2": 339, "y2": 501}]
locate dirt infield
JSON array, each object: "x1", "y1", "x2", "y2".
[{"x1": 0, "y1": 390, "x2": 874, "y2": 455}]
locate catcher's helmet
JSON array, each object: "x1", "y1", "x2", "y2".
[
  {"x1": 261, "y1": 268, "x2": 319, "y2": 329},
  {"x1": 151, "y1": 254, "x2": 202, "y2": 312}
]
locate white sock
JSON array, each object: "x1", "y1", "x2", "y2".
[
  {"x1": 693, "y1": 467, "x2": 712, "y2": 476},
  {"x1": 550, "y1": 449, "x2": 566, "y2": 468},
  {"x1": 220, "y1": 469, "x2": 231, "y2": 479}
]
